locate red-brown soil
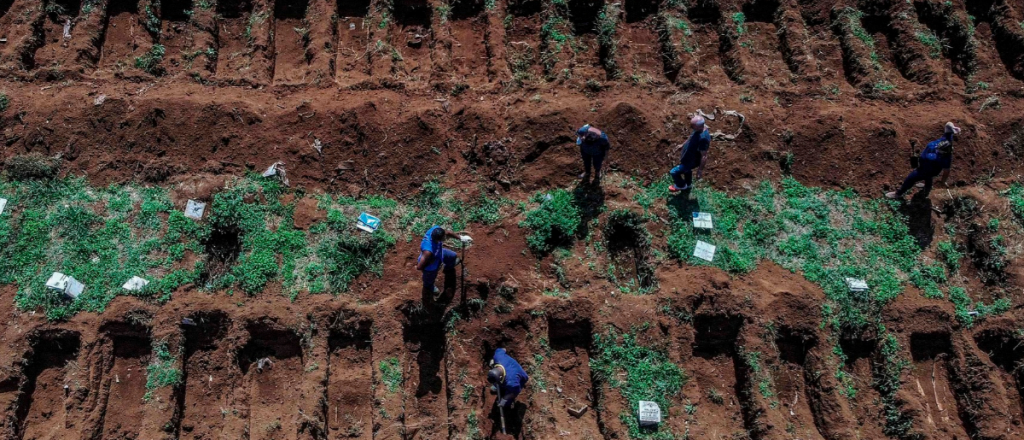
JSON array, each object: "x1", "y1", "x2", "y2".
[{"x1": 1, "y1": 0, "x2": 1024, "y2": 439}]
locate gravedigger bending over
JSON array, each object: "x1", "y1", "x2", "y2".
[
  {"x1": 886, "y1": 122, "x2": 961, "y2": 200},
  {"x1": 416, "y1": 225, "x2": 472, "y2": 297},
  {"x1": 488, "y1": 348, "x2": 529, "y2": 408}
]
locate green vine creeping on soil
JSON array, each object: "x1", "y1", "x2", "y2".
[
  {"x1": 379, "y1": 357, "x2": 402, "y2": 393},
  {"x1": 1007, "y1": 183, "x2": 1024, "y2": 222},
  {"x1": 0, "y1": 93, "x2": 8, "y2": 112},
  {"x1": 135, "y1": 44, "x2": 166, "y2": 75},
  {"x1": 145, "y1": 339, "x2": 182, "y2": 401},
  {"x1": 591, "y1": 325, "x2": 685, "y2": 440},
  {"x1": 874, "y1": 331, "x2": 917, "y2": 438}
]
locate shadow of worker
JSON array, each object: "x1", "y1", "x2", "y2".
[
  {"x1": 899, "y1": 191, "x2": 935, "y2": 249},
  {"x1": 488, "y1": 400, "x2": 527, "y2": 439}
]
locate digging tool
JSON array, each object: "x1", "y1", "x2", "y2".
[
  {"x1": 496, "y1": 386, "x2": 507, "y2": 435},
  {"x1": 457, "y1": 231, "x2": 469, "y2": 303}
]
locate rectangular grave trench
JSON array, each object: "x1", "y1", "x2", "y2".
[
  {"x1": 327, "y1": 321, "x2": 373, "y2": 440},
  {"x1": 394, "y1": 0, "x2": 432, "y2": 28},
  {"x1": 101, "y1": 328, "x2": 152, "y2": 439},
  {"x1": 176, "y1": 312, "x2": 231, "y2": 438},
  {"x1": 272, "y1": 0, "x2": 312, "y2": 83},
  {"x1": 568, "y1": 0, "x2": 604, "y2": 34},
  {"x1": 964, "y1": 0, "x2": 1024, "y2": 80},
  {"x1": 214, "y1": 0, "x2": 256, "y2": 77},
  {"x1": 29, "y1": 0, "x2": 83, "y2": 71},
  {"x1": 690, "y1": 314, "x2": 751, "y2": 437},
  {"x1": 773, "y1": 330, "x2": 827, "y2": 440},
  {"x1": 974, "y1": 329, "x2": 1024, "y2": 423},
  {"x1": 624, "y1": 0, "x2": 657, "y2": 23},
  {"x1": 909, "y1": 333, "x2": 974, "y2": 438},
  {"x1": 98, "y1": 0, "x2": 158, "y2": 70},
  {"x1": 535, "y1": 317, "x2": 601, "y2": 439},
  {"x1": 162, "y1": 0, "x2": 193, "y2": 22},
  {"x1": 238, "y1": 323, "x2": 304, "y2": 440},
  {"x1": 401, "y1": 320, "x2": 448, "y2": 438},
  {"x1": 837, "y1": 337, "x2": 888, "y2": 438},
  {"x1": 451, "y1": 0, "x2": 484, "y2": 20},
  {"x1": 14, "y1": 331, "x2": 81, "y2": 440},
  {"x1": 335, "y1": 0, "x2": 371, "y2": 80}
]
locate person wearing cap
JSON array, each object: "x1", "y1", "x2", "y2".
[
  {"x1": 417, "y1": 225, "x2": 472, "y2": 298},
  {"x1": 487, "y1": 348, "x2": 529, "y2": 408},
  {"x1": 576, "y1": 124, "x2": 611, "y2": 183},
  {"x1": 886, "y1": 122, "x2": 961, "y2": 200},
  {"x1": 669, "y1": 115, "x2": 711, "y2": 192}
]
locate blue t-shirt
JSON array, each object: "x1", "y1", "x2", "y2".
[
  {"x1": 919, "y1": 133, "x2": 953, "y2": 175},
  {"x1": 419, "y1": 225, "x2": 444, "y2": 272},
  {"x1": 680, "y1": 129, "x2": 711, "y2": 167},
  {"x1": 493, "y1": 348, "x2": 529, "y2": 398},
  {"x1": 579, "y1": 132, "x2": 610, "y2": 157}
]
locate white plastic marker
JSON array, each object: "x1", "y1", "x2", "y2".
[
  {"x1": 357, "y1": 212, "x2": 381, "y2": 233},
  {"x1": 844, "y1": 277, "x2": 869, "y2": 292},
  {"x1": 692, "y1": 212, "x2": 713, "y2": 229},
  {"x1": 185, "y1": 200, "x2": 206, "y2": 220},
  {"x1": 694, "y1": 241, "x2": 716, "y2": 262},
  {"x1": 46, "y1": 272, "x2": 85, "y2": 300},
  {"x1": 0, "y1": 198, "x2": 7, "y2": 215},
  {"x1": 122, "y1": 276, "x2": 150, "y2": 291}
]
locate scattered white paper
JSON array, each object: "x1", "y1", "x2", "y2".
[
  {"x1": 122, "y1": 276, "x2": 150, "y2": 291},
  {"x1": 94, "y1": 94, "x2": 106, "y2": 106},
  {"x1": 0, "y1": 198, "x2": 7, "y2": 215},
  {"x1": 692, "y1": 212, "x2": 713, "y2": 229},
  {"x1": 261, "y1": 161, "x2": 290, "y2": 186},
  {"x1": 845, "y1": 277, "x2": 869, "y2": 292},
  {"x1": 694, "y1": 241, "x2": 716, "y2": 262},
  {"x1": 185, "y1": 200, "x2": 206, "y2": 220}
]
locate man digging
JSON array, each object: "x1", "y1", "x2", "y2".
[
  {"x1": 416, "y1": 225, "x2": 472, "y2": 301},
  {"x1": 886, "y1": 122, "x2": 961, "y2": 200},
  {"x1": 576, "y1": 124, "x2": 611, "y2": 184},
  {"x1": 488, "y1": 348, "x2": 529, "y2": 436}
]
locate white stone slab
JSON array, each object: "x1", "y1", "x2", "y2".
[
  {"x1": 694, "y1": 241, "x2": 716, "y2": 262},
  {"x1": 122, "y1": 276, "x2": 150, "y2": 291},
  {"x1": 638, "y1": 401, "x2": 661, "y2": 427},
  {"x1": 0, "y1": 198, "x2": 6, "y2": 215},
  {"x1": 692, "y1": 212, "x2": 713, "y2": 229},
  {"x1": 185, "y1": 200, "x2": 206, "y2": 220},
  {"x1": 845, "y1": 277, "x2": 868, "y2": 292}
]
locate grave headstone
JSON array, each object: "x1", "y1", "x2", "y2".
[
  {"x1": 0, "y1": 197, "x2": 7, "y2": 215},
  {"x1": 122, "y1": 276, "x2": 149, "y2": 291},
  {"x1": 694, "y1": 241, "x2": 716, "y2": 262},
  {"x1": 638, "y1": 401, "x2": 661, "y2": 427},
  {"x1": 185, "y1": 200, "x2": 206, "y2": 220},
  {"x1": 46, "y1": 272, "x2": 85, "y2": 300},
  {"x1": 692, "y1": 212, "x2": 713, "y2": 229},
  {"x1": 844, "y1": 277, "x2": 868, "y2": 292},
  {"x1": 357, "y1": 212, "x2": 381, "y2": 233}
]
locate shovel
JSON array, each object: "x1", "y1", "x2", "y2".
[{"x1": 496, "y1": 387, "x2": 507, "y2": 435}]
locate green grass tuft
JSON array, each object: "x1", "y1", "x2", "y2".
[
  {"x1": 520, "y1": 189, "x2": 581, "y2": 253},
  {"x1": 145, "y1": 339, "x2": 182, "y2": 401},
  {"x1": 380, "y1": 357, "x2": 402, "y2": 393}
]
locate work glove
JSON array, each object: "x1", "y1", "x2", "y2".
[
  {"x1": 497, "y1": 397, "x2": 509, "y2": 407},
  {"x1": 489, "y1": 359, "x2": 495, "y2": 368},
  {"x1": 489, "y1": 385, "x2": 498, "y2": 394},
  {"x1": 459, "y1": 235, "x2": 473, "y2": 244}
]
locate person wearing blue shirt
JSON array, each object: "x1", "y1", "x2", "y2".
[
  {"x1": 416, "y1": 225, "x2": 472, "y2": 297},
  {"x1": 488, "y1": 348, "x2": 529, "y2": 407},
  {"x1": 669, "y1": 116, "x2": 711, "y2": 192},
  {"x1": 886, "y1": 122, "x2": 960, "y2": 200},
  {"x1": 576, "y1": 124, "x2": 611, "y2": 183}
]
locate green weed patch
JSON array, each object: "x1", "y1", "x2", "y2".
[
  {"x1": 145, "y1": 339, "x2": 182, "y2": 401},
  {"x1": 520, "y1": 189, "x2": 581, "y2": 253},
  {"x1": 591, "y1": 326, "x2": 685, "y2": 439},
  {"x1": 639, "y1": 177, "x2": 970, "y2": 331}
]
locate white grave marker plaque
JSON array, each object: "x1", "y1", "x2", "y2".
[
  {"x1": 692, "y1": 212, "x2": 713, "y2": 229},
  {"x1": 845, "y1": 277, "x2": 868, "y2": 292},
  {"x1": 46, "y1": 272, "x2": 85, "y2": 300},
  {"x1": 694, "y1": 241, "x2": 716, "y2": 262},
  {"x1": 0, "y1": 198, "x2": 7, "y2": 215},
  {"x1": 185, "y1": 200, "x2": 206, "y2": 220},
  {"x1": 638, "y1": 401, "x2": 661, "y2": 427}
]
